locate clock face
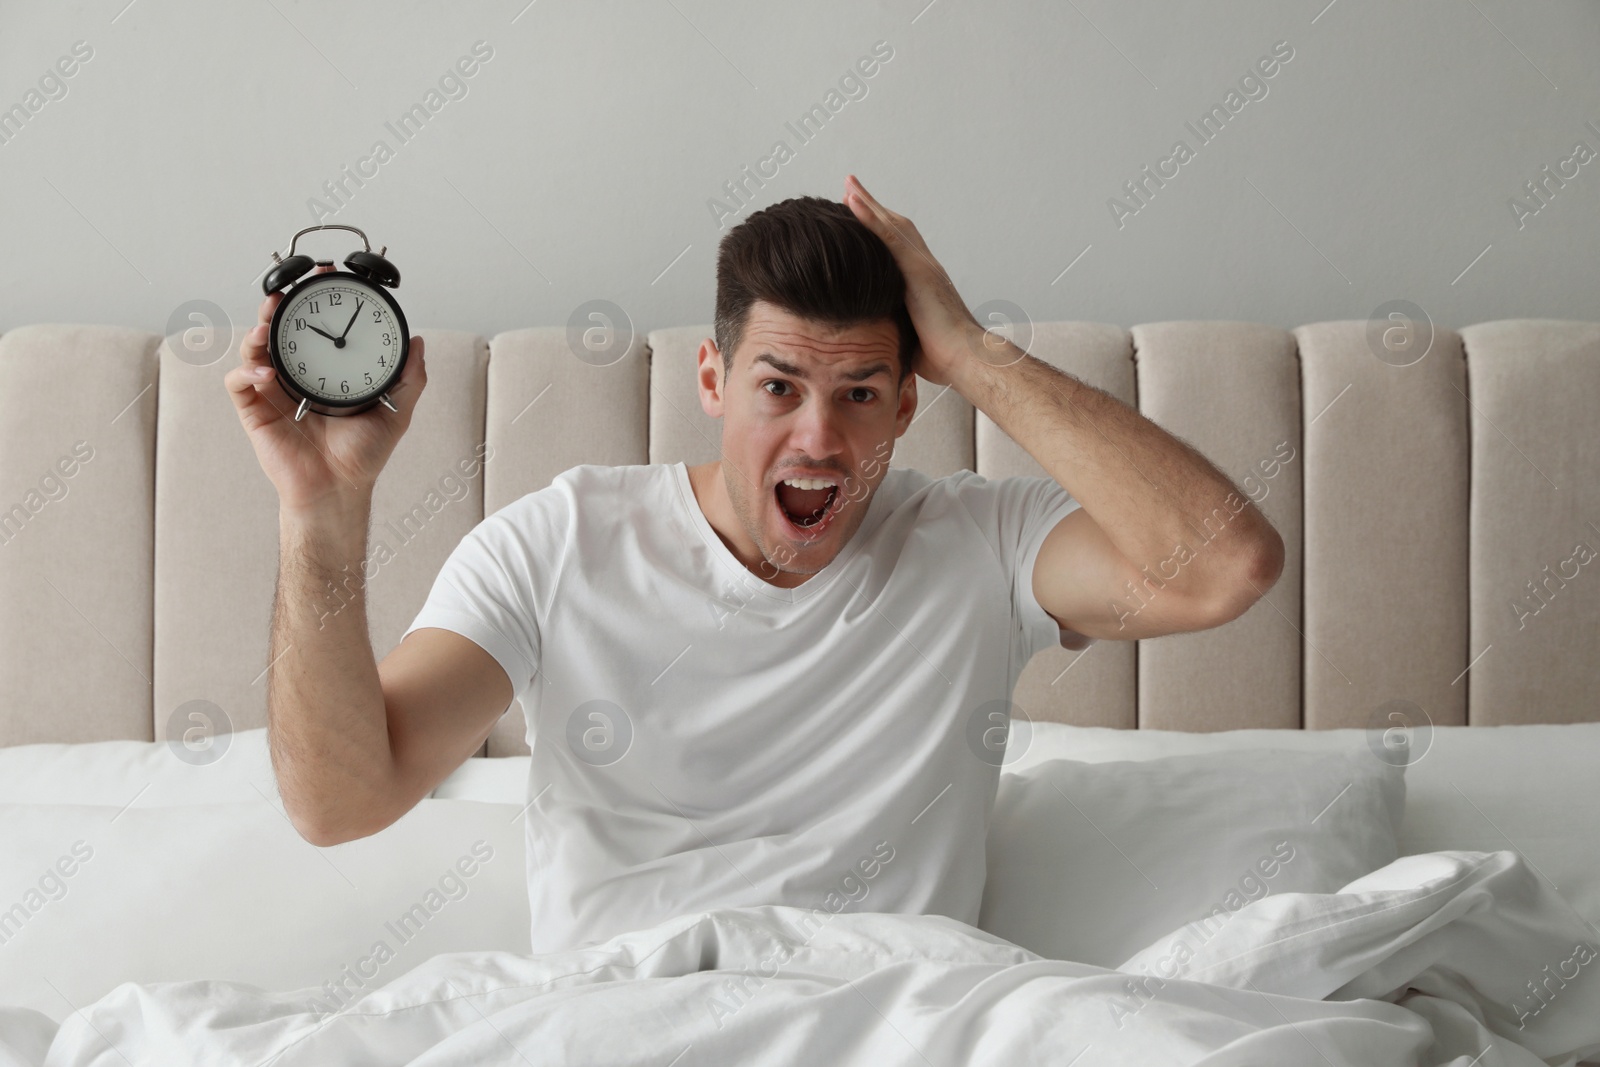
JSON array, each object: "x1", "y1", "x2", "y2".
[{"x1": 270, "y1": 273, "x2": 407, "y2": 406}]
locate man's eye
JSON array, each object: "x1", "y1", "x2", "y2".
[
  {"x1": 849, "y1": 388, "x2": 875, "y2": 403},
  {"x1": 762, "y1": 381, "x2": 791, "y2": 396}
]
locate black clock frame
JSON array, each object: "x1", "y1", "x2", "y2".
[{"x1": 267, "y1": 270, "x2": 411, "y2": 417}]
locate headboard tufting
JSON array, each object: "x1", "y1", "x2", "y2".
[{"x1": 0, "y1": 318, "x2": 1595, "y2": 754}]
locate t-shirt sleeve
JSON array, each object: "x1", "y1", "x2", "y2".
[
  {"x1": 402, "y1": 509, "x2": 542, "y2": 710},
  {"x1": 951, "y1": 471, "x2": 1084, "y2": 664}
]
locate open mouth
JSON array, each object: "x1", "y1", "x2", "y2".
[{"x1": 773, "y1": 477, "x2": 841, "y2": 538}]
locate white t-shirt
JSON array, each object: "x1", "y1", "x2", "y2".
[{"x1": 403, "y1": 461, "x2": 1081, "y2": 955}]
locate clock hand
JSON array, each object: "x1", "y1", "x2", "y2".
[
  {"x1": 305, "y1": 323, "x2": 338, "y2": 341},
  {"x1": 338, "y1": 301, "x2": 364, "y2": 342}
]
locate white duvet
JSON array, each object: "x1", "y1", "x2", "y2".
[{"x1": 3, "y1": 850, "x2": 1598, "y2": 1067}]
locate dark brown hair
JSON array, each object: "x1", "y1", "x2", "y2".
[{"x1": 714, "y1": 195, "x2": 915, "y2": 386}]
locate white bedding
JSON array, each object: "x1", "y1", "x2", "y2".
[
  {"x1": 981, "y1": 747, "x2": 1405, "y2": 968},
  {"x1": 4, "y1": 724, "x2": 1599, "y2": 1064},
  {"x1": 427, "y1": 720, "x2": 1600, "y2": 934},
  {"x1": 0, "y1": 799, "x2": 531, "y2": 1022},
  {"x1": 1007, "y1": 721, "x2": 1600, "y2": 932},
  {"x1": 3, "y1": 849, "x2": 1597, "y2": 1066}
]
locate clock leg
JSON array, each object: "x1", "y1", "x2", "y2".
[
  {"x1": 294, "y1": 398, "x2": 310, "y2": 422},
  {"x1": 378, "y1": 393, "x2": 398, "y2": 413}
]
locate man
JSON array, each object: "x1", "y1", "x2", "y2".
[{"x1": 228, "y1": 175, "x2": 1284, "y2": 955}]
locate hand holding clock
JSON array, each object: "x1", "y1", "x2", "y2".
[{"x1": 227, "y1": 265, "x2": 427, "y2": 516}]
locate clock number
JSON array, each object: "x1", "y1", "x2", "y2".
[
  {"x1": 341, "y1": 380, "x2": 350, "y2": 394},
  {"x1": 318, "y1": 377, "x2": 326, "y2": 388},
  {"x1": 285, "y1": 340, "x2": 297, "y2": 355},
  {"x1": 298, "y1": 362, "x2": 307, "y2": 375},
  {"x1": 373, "y1": 309, "x2": 382, "y2": 322},
  {"x1": 308, "y1": 299, "x2": 320, "y2": 314},
  {"x1": 294, "y1": 318, "x2": 306, "y2": 331},
  {"x1": 329, "y1": 293, "x2": 342, "y2": 306},
  {"x1": 382, "y1": 333, "x2": 391, "y2": 346},
  {"x1": 364, "y1": 372, "x2": 373, "y2": 385}
]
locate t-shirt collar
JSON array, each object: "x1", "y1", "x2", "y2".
[{"x1": 669, "y1": 461, "x2": 888, "y2": 604}]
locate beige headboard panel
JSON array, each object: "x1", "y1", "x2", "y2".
[{"x1": 0, "y1": 319, "x2": 1594, "y2": 752}]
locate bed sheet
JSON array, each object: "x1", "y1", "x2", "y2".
[{"x1": 2, "y1": 850, "x2": 1598, "y2": 1067}]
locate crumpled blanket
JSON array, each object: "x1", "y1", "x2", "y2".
[{"x1": 3, "y1": 850, "x2": 1597, "y2": 1066}]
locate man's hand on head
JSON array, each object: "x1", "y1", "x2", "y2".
[{"x1": 842, "y1": 174, "x2": 985, "y2": 388}]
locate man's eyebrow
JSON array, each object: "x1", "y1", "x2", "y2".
[{"x1": 752, "y1": 352, "x2": 892, "y2": 382}]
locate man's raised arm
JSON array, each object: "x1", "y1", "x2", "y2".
[
  {"x1": 841, "y1": 173, "x2": 1284, "y2": 641},
  {"x1": 224, "y1": 268, "x2": 503, "y2": 846}
]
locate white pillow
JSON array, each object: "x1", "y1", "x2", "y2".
[
  {"x1": 0, "y1": 726, "x2": 523, "y2": 806},
  {"x1": 1004, "y1": 720, "x2": 1600, "y2": 934},
  {"x1": 977, "y1": 748, "x2": 1405, "y2": 968},
  {"x1": 431, "y1": 752, "x2": 530, "y2": 801},
  {"x1": 1005, "y1": 722, "x2": 1360, "y2": 771},
  {"x1": 0, "y1": 798, "x2": 529, "y2": 1022},
  {"x1": 0, "y1": 727, "x2": 275, "y2": 806}
]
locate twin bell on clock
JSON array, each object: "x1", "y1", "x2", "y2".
[{"x1": 261, "y1": 224, "x2": 410, "y2": 421}]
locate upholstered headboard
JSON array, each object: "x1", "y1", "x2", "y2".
[{"x1": 0, "y1": 319, "x2": 1595, "y2": 754}]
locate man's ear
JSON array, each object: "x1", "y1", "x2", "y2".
[
  {"x1": 893, "y1": 363, "x2": 918, "y2": 439},
  {"x1": 697, "y1": 338, "x2": 725, "y2": 418}
]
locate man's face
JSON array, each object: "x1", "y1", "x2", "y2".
[{"x1": 698, "y1": 300, "x2": 917, "y2": 583}]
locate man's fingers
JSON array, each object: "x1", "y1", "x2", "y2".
[
  {"x1": 846, "y1": 173, "x2": 877, "y2": 211},
  {"x1": 844, "y1": 177, "x2": 885, "y2": 230},
  {"x1": 256, "y1": 290, "x2": 281, "y2": 328},
  {"x1": 845, "y1": 174, "x2": 930, "y2": 260},
  {"x1": 240, "y1": 322, "x2": 272, "y2": 368},
  {"x1": 854, "y1": 185, "x2": 951, "y2": 288},
  {"x1": 388, "y1": 336, "x2": 427, "y2": 406},
  {"x1": 244, "y1": 285, "x2": 282, "y2": 370},
  {"x1": 846, "y1": 174, "x2": 905, "y2": 229},
  {"x1": 224, "y1": 361, "x2": 279, "y2": 420}
]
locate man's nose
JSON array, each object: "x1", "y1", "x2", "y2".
[{"x1": 789, "y1": 398, "x2": 846, "y2": 457}]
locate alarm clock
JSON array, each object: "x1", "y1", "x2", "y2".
[{"x1": 261, "y1": 224, "x2": 410, "y2": 422}]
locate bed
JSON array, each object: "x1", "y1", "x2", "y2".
[{"x1": 1, "y1": 317, "x2": 1596, "y2": 1065}]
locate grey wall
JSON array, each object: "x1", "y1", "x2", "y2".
[{"x1": 2, "y1": 0, "x2": 1596, "y2": 342}]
